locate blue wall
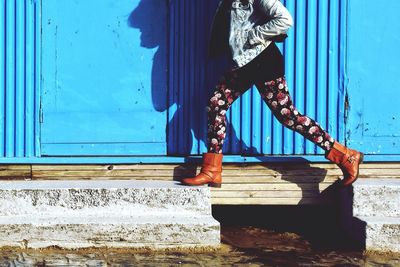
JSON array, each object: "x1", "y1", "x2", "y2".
[
  {"x1": 0, "y1": 0, "x2": 399, "y2": 163},
  {"x1": 346, "y1": 0, "x2": 400, "y2": 155}
]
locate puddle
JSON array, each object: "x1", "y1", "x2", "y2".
[{"x1": 0, "y1": 226, "x2": 398, "y2": 266}]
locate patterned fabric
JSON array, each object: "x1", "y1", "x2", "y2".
[
  {"x1": 229, "y1": 0, "x2": 268, "y2": 68},
  {"x1": 206, "y1": 73, "x2": 335, "y2": 154}
]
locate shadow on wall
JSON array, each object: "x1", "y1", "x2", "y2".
[
  {"x1": 128, "y1": 0, "x2": 168, "y2": 113},
  {"x1": 128, "y1": 0, "x2": 251, "y2": 155}
]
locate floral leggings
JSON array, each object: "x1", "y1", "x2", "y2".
[{"x1": 206, "y1": 70, "x2": 335, "y2": 154}]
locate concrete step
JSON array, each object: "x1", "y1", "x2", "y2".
[
  {"x1": 345, "y1": 179, "x2": 400, "y2": 253},
  {"x1": 0, "y1": 215, "x2": 219, "y2": 249},
  {"x1": 358, "y1": 216, "x2": 400, "y2": 253},
  {"x1": 353, "y1": 179, "x2": 400, "y2": 217},
  {"x1": 0, "y1": 180, "x2": 220, "y2": 249},
  {"x1": 0, "y1": 180, "x2": 211, "y2": 217}
]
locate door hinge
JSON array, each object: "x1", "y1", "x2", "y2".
[
  {"x1": 39, "y1": 103, "x2": 43, "y2": 123},
  {"x1": 344, "y1": 93, "x2": 349, "y2": 123}
]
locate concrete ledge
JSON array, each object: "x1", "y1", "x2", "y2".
[
  {"x1": 0, "y1": 180, "x2": 220, "y2": 249},
  {"x1": 353, "y1": 179, "x2": 400, "y2": 217},
  {"x1": 359, "y1": 217, "x2": 400, "y2": 253},
  {"x1": 347, "y1": 179, "x2": 400, "y2": 253},
  {"x1": 0, "y1": 180, "x2": 211, "y2": 216},
  {"x1": 0, "y1": 216, "x2": 220, "y2": 249}
]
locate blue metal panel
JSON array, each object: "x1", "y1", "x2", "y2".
[
  {"x1": 40, "y1": 0, "x2": 168, "y2": 156},
  {"x1": 168, "y1": 0, "x2": 345, "y2": 156},
  {"x1": 3, "y1": 0, "x2": 396, "y2": 163},
  {"x1": 316, "y1": 0, "x2": 329, "y2": 156},
  {"x1": 346, "y1": 0, "x2": 400, "y2": 154},
  {"x1": 0, "y1": 0, "x2": 39, "y2": 158},
  {"x1": 293, "y1": 0, "x2": 306, "y2": 155},
  {"x1": 5, "y1": 0, "x2": 15, "y2": 157},
  {"x1": 167, "y1": 0, "x2": 231, "y2": 156},
  {"x1": 304, "y1": 0, "x2": 317, "y2": 155},
  {"x1": 0, "y1": 1, "x2": 4, "y2": 156}
]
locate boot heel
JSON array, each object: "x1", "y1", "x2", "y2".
[
  {"x1": 209, "y1": 182, "x2": 222, "y2": 188},
  {"x1": 359, "y1": 152, "x2": 364, "y2": 163}
]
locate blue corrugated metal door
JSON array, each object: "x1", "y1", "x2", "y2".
[
  {"x1": 40, "y1": 0, "x2": 168, "y2": 156},
  {"x1": 0, "y1": 0, "x2": 39, "y2": 158},
  {"x1": 2, "y1": 0, "x2": 400, "y2": 161},
  {"x1": 168, "y1": 0, "x2": 346, "y2": 156},
  {"x1": 346, "y1": 0, "x2": 400, "y2": 155}
]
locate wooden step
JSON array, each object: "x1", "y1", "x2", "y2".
[{"x1": 1, "y1": 163, "x2": 399, "y2": 205}]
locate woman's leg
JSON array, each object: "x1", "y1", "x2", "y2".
[
  {"x1": 181, "y1": 69, "x2": 252, "y2": 187},
  {"x1": 206, "y1": 70, "x2": 252, "y2": 153},
  {"x1": 255, "y1": 76, "x2": 335, "y2": 151},
  {"x1": 255, "y1": 75, "x2": 364, "y2": 186}
]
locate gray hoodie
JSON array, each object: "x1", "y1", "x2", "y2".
[{"x1": 228, "y1": 0, "x2": 293, "y2": 68}]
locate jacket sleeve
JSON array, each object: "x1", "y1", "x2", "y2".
[{"x1": 247, "y1": 0, "x2": 293, "y2": 46}]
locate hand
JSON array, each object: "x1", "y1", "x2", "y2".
[
  {"x1": 270, "y1": 33, "x2": 288, "y2": 43},
  {"x1": 244, "y1": 29, "x2": 258, "y2": 49},
  {"x1": 243, "y1": 38, "x2": 254, "y2": 49}
]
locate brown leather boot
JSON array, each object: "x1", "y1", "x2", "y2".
[
  {"x1": 181, "y1": 153, "x2": 223, "y2": 188},
  {"x1": 324, "y1": 141, "x2": 364, "y2": 186}
]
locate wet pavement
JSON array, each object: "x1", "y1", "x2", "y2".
[{"x1": 0, "y1": 226, "x2": 399, "y2": 266}]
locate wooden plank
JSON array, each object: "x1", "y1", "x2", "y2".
[
  {"x1": 217, "y1": 176, "x2": 338, "y2": 183},
  {"x1": 31, "y1": 173, "x2": 400, "y2": 181},
  {"x1": 31, "y1": 169, "x2": 344, "y2": 177},
  {"x1": 31, "y1": 163, "x2": 340, "y2": 171},
  {"x1": 30, "y1": 176, "x2": 175, "y2": 180},
  {"x1": 32, "y1": 171, "x2": 178, "y2": 178},
  {"x1": 219, "y1": 169, "x2": 344, "y2": 176},
  {"x1": 32, "y1": 169, "x2": 400, "y2": 179},
  {"x1": 211, "y1": 190, "x2": 322, "y2": 198},
  {"x1": 210, "y1": 183, "x2": 332, "y2": 191},
  {"x1": 0, "y1": 165, "x2": 31, "y2": 179},
  {"x1": 0, "y1": 165, "x2": 31, "y2": 170},
  {"x1": 211, "y1": 197, "x2": 332, "y2": 205},
  {"x1": 27, "y1": 175, "x2": 340, "y2": 184},
  {"x1": 31, "y1": 164, "x2": 186, "y2": 171},
  {"x1": 30, "y1": 162, "x2": 400, "y2": 171}
]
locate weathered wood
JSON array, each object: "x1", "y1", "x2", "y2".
[
  {"x1": 30, "y1": 163, "x2": 400, "y2": 171},
  {"x1": 27, "y1": 176, "x2": 340, "y2": 186},
  {"x1": 210, "y1": 183, "x2": 331, "y2": 191},
  {"x1": 211, "y1": 197, "x2": 332, "y2": 205},
  {"x1": 32, "y1": 164, "x2": 400, "y2": 179},
  {"x1": 214, "y1": 175, "x2": 338, "y2": 183},
  {"x1": 0, "y1": 165, "x2": 31, "y2": 170},
  {"x1": 0, "y1": 165, "x2": 31, "y2": 179},
  {"x1": 31, "y1": 169, "x2": 342, "y2": 178},
  {"x1": 31, "y1": 163, "x2": 340, "y2": 170},
  {"x1": 2, "y1": 163, "x2": 400, "y2": 205},
  {"x1": 211, "y1": 190, "x2": 321, "y2": 198}
]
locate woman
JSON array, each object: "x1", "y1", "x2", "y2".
[{"x1": 181, "y1": 0, "x2": 364, "y2": 188}]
